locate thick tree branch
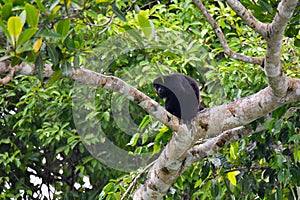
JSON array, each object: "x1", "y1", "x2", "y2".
[
  {"x1": 198, "y1": 80, "x2": 300, "y2": 139},
  {"x1": 184, "y1": 124, "x2": 265, "y2": 168},
  {"x1": 264, "y1": 0, "x2": 298, "y2": 96},
  {"x1": 193, "y1": 0, "x2": 264, "y2": 66},
  {"x1": 226, "y1": 0, "x2": 267, "y2": 37}
]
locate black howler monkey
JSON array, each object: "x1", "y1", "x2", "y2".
[{"x1": 153, "y1": 74, "x2": 201, "y2": 121}]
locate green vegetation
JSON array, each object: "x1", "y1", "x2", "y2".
[{"x1": 0, "y1": 0, "x2": 299, "y2": 199}]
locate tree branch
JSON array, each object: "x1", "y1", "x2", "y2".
[
  {"x1": 72, "y1": 68, "x2": 181, "y2": 131},
  {"x1": 225, "y1": 0, "x2": 267, "y2": 37},
  {"x1": 198, "y1": 80, "x2": 299, "y2": 139},
  {"x1": 264, "y1": 0, "x2": 298, "y2": 96},
  {"x1": 193, "y1": 0, "x2": 264, "y2": 66},
  {"x1": 184, "y1": 124, "x2": 265, "y2": 168}
]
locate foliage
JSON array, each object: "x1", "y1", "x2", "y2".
[{"x1": 0, "y1": 0, "x2": 299, "y2": 199}]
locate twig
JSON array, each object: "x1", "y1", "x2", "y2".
[
  {"x1": 193, "y1": 0, "x2": 264, "y2": 66},
  {"x1": 121, "y1": 160, "x2": 156, "y2": 200},
  {"x1": 98, "y1": 14, "x2": 114, "y2": 36},
  {"x1": 85, "y1": 14, "x2": 114, "y2": 27}
]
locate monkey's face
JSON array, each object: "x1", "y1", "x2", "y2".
[{"x1": 153, "y1": 83, "x2": 167, "y2": 98}]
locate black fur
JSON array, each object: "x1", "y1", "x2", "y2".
[{"x1": 153, "y1": 74, "x2": 200, "y2": 121}]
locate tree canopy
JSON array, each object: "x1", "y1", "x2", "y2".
[{"x1": 0, "y1": 0, "x2": 299, "y2": 199}]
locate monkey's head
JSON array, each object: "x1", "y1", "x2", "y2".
[
  {"x1": 153, "y1": 83, "x2": 165, "y2": 98},
  {"x1": 153, "y1": 74, "x2": 201, "y2": 121},
  {"x1": 153, "y1": 77, "x2": 170, "y2": 99}
]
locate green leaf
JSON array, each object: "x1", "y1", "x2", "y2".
[
  {"x1": 16, "y1": 40, "x2": 32, "y2": 54},
  {"x1": 258, "y1": 0, "x2": 272, "y2": 13},
  {"x1": 194, "y1": 179, "x2": 203, "y2": 188},
  {"x1": 0, "y1": 20, "x2": 12, "y2": 44},
  {"x1": 62, "y1": 61, "x2": 72, "y2": 77},
  {"x1": 73, "y1": 54, "x2": 80, "y2": 69},
  {"x1": 123, "y1": 25, "x2": 144, "y2": 46},
  {"x1": 35, "y1": 0, "x2": 46, "y2": 13},
  {"x1": 142, "y1": 132, "x2": 148, "y2": 144},
  {"x1": 96, "y1": 0, "x2": 113, "y2": 3},
  {"x1": 7, "y1": 16, "x2": 23, "y2": 40},
  {"x1": 201, "y1": 161, "x2": 210, "y2": 180},
  {"x1": 229, "y1": 143, "x2": 237, "y2": 160},
  {"x1": 14, "y1": 158, "x2": 21, "y2": 168},
  {"x1": 56, "y1": 19, "x2": 70, "y2": 36},
  {"x1": 127, "y1": 133, "x2": 140, "y2": 147},
  {"x1": 2, "y1": 3, "x2": 13, "y2": 20},
  {"x1": 103, "y1": 182, "x2": 114, "y2": 193},
  {"x1": 26, "y1": 190, "x2": 33, "y2": 196},
  {"x1": 294, "y1": 38, "x2": 300, "y2": 47},
  {"x1": 137, "y1": 10, "x2": 153, "y2": 39},
  {"x1": 294, "y1": 147, "x2": 300, "y2": 163},
  {"x1": 47, "y1": 69, "x2": 62, "y2": 87},
  {"x1": 137, "y1": 11, "x2": 150, "y2": 28},
  {"x1": 0, "y1": 138, "x2": 11, "y2": 144},
  {"x1": 25, "y1": 4, "x2": 39, "y2": 27},
  {"x1": 35, "y1": 53, "x2": 44, "y2": 80},
  {"x1": 111, "y1": 3, "x2": 126, "y2": 22},
  {"x1": 46, "y1": 44, "x2": 60, "y2": 66},
  {"x1": 17, "y1": 28, "x2": 38, "y2": 46},
  {"x1": 264, "y1": 117, "x2": 275, "y2": 130},
  {"x1": 288, "y1": 134, "x2": 300, "y2": 143},
  {"x1": 38, "y1": 32, "x2": 65, "y2": 39},
  {"x1": 0, "y1": 55, "x2": 13, "y2": 62},
  {"x1": 96, "y1": 0, "x2": 114, "y2": 6},
  {"x1": 139, "y1": 115, "x2": 151, "y2": 131},
  {"x1": 103, "y1": 111, "x2": 110, "y2": 122}
]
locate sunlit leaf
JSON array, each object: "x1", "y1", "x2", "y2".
[
  {"x1": 227, "y1": 171, "x2": 240, "y2": 186},
  {"x1": 229, "y1": 143, "x2": 237, "y2": 160},
  {"x1": 33, "y1": 38, "x2": 43, "y2": 52},
  {"x1": 127, "y1": 133, "x2": 140, "y2": 147},
  {"x1": 137, "y1": 10, "x2": 154, "y2": 39},
  {"x1": 95, "y1": 0, "x2": 113, "y2": 3},
  {"x1": 8, "y1": 16, "x2": 23, "y2": 40}
]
